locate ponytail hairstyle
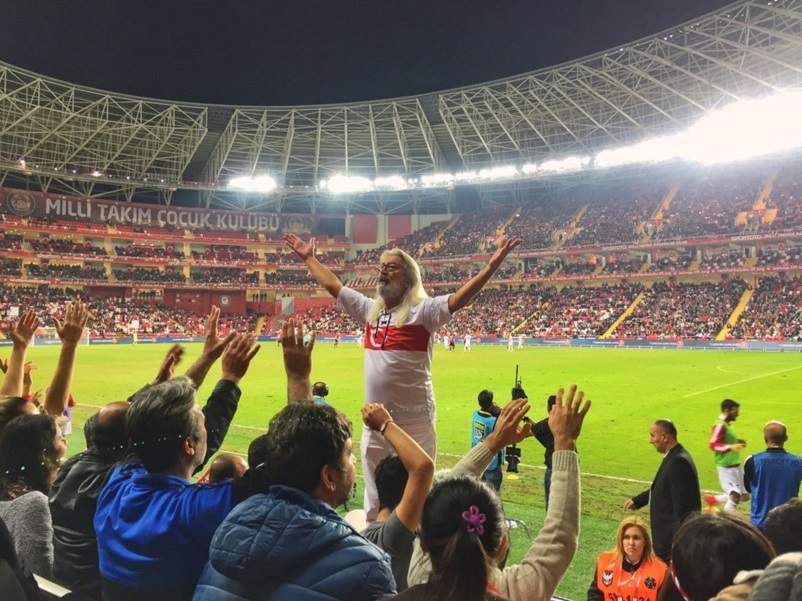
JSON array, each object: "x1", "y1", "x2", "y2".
[{"x1": 419, "y1": 475, "x2": 505, "y2": 601}]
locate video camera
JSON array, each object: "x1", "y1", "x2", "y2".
[{"x1": 506, "y1": 365, "x2": 528, "y2": 473}]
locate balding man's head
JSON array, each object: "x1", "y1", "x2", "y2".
[
  {"x1": 209, "y1": 453, "x2": 249, "y2": 484},
  {"x1": 763, "y1": 421, "x2": 788, "y2": 447},
  {"x1": 93, "y1": 401, "x2": 129, "y2": 459}
]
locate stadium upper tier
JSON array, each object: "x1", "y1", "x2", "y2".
[
  {"x1": 3, "y1": 157, "x2": 802, "y2": 288},
  {"x1": 1, "y1": 0, "x2": 801, "y2": 213}
]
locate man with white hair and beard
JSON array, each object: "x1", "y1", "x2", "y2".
[{"x1": 285, "y1": 232, "x2": 522, "y2": 519}]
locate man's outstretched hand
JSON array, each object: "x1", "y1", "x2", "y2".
[
  {"x1": 489, "y1": 235, "x2": 523, "y2": 268},
  {"x1": 484, "y1": 398, "x2": 532, "y2": 454},
  {"x1": 152, "y1": 344, "x2": 185, "y2": 385},
  {"x1": 221, "y1": 334, "x2": 261, "y2": 384},
  {"x1": 54, "y1": 301, "x2": 89, "y2": 346},
  {"x1": 549, "y1": 384, "x2": 591, "y2": 451},
  {"x1": 9, "y1": 309, "x2": 40, "y2": 348},
  {"x1": 284, "y1": 234, "x2": 316, "y2": 262},
  {"x1": 281, "y1": 318, "x2": 315, "y2": 380}
]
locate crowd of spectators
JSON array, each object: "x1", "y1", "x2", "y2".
[
  {"x1": 522, "y1": 283, "x2": 644, "y2": 338},
  {"x1": 291, "y1": 304, "x2": 363, "y2": 336},
  {"x1": 191, "y1": 245, "x2": 258, "y2": 264},
  {"x1": 727, "y1": 276, "x2": 802, "y2": 340},
  {"x1": 655, "y1": 174, "x2": 760, "y2": 240},
  {"x1": 116, "y1": 244, "x2": 183, "y2": 260},
  {"x1": 648, "y1": 255, "x2": 694, "y2": 272},
  {"x1": 113, "y1": 267, "x2": 186, "y2": 284},
  {"x1": 30, "y1": 237, "x2": 108, "y2": 257},
  {"x1": 264, "y1": 270, "x2": 319, "y2": 287},
  {"x1": 698, "y1": 251, "x2": 748, "y2": 271},
  {"x1": 755, "y1": 246, "x2": 802, "y2": 267},
  {"x1": 505, "y1": 200, "x2": 580, "y2": 251},
  {"x1": 569, "y1": 190, "x2": 658, "y2": 247},
  {"x1": 614, "y1": 279, "x2": 748, "y2": 339},
  {"x1": 445, "y1": 285, "x2": 553, "y2": 338},
  {"x1": 427, "y1": 206, "x2": 514, "y2": 258},
  {"x1": 0, "y1": 260, "x2": 22, "y2": 277},
  {"x1": 602, "y1": 257, "x2": 645, "y2": 275},
  {"x1": 27, "y1": 263, "x2": 107, "y2": 281},
  {"x1": 190, "y1": 268, "x2": 259, "y2": 286},
  {"x1": 0, "y1": 234, "x2": 23, "y2": 252},
  {"x1": 560, "y1": 262, "x2": 599, "y2": 276}
]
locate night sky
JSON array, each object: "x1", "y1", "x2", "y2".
[{"x1": 1, "y1": 0, "x2": 734, "y2": 106}]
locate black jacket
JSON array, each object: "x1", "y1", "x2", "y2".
[
  {"x1": 49, "y1": 379, "x2": 241, "y2": 598},
  {"x1": 632, "y1": 443, "x2": 701, "y2": 561}
]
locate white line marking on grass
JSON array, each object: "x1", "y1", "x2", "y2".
[
  {"x1": 684, "y1": 364, "x2": 802, "y2": 398},
  {"x1": 716, "y1": 365, "x2": 743, "y2": 375}
]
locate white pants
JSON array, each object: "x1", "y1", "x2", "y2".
[
  {"x1": 717, "y1": 465, "x2": 745, "y2": 496},
  {"x1": 361, "y1": 419, "x2": 437, "y2": 521}
]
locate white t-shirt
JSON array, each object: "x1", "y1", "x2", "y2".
[
  {"x1": 464, "y1": 334, "x2": 472, "y2": 346},
  {"x1": 337, "y1": 287, "x2": 453, "y2": 424}
]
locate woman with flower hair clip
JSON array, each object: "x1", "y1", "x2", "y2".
[{"x1": 389, "y1": 474, "x2": 507, "y2": 601}]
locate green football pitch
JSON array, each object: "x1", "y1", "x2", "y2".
[{"x1": 21, "y1": 341, "x2": 802, "y2": 599}]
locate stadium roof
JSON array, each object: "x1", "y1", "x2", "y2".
[{"x1": 1, "y1": 0, "x2": 801, "y2": 214}]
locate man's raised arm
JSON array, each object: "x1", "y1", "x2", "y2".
[
  {"x1": 284, "y1": 234, "x2": 343, "y2": 299},
  {"x1": 448, "y1": 235, "x2": 522, "y2": 313}
]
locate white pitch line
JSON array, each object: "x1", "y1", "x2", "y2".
[
  {"x1": 716, "y1": 365, "x2": 743, "y2": 375},
  {"x1": 684, "y1": 364, "x2": 802, "y2": 398}
]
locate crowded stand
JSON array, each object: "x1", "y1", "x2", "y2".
[
  {"x1": 29, "y1": 237, "x2": 108, "y2": 258},
  {"x1": 264, "y1": 270, "x2": 319, "y2": 287},
  {"x1": 698, "y1": 250, "x2": 748, "y2": 271},
  {"x1": 601, "y1": 257, "x2": 645, "y2": 275},
  {"x1": 559, "y1": 261, "x2": 599, "y2": 277},
  {"x1": 190, "y1": 268, "x2": 258, "y2": 286},
  {"x1": 613, "y1": 279, "x2": 748, "y2": 339},
  {"x1": 648, "y1": 254, "x2": 694, "y2": 272},
  {"x1": 504, "y1": 200, "x2": 580, "y2": 251},
  {"x1": 116, "y1": 244, "x2": 183, "y2": 260},
  {"x1": 727, "y1": 275, "x2": 802, "y2": 340},
  {"x1": 427, "y1": 205, "x2": 514, "y2": 258},
  {"x1": 654, "y1": 173, "x2": 760, "y2": 240},
  {"x1": 293, "y1": 303, "x2": 363, "y2": 336},
  {"x1": 444, "y1": 285, "x2": 554, "y2": 338},
  {"x1": 112, "y1": 266, "x2": 186, "y2": 284},
  {"x1": 522, "y1": 283, "x2": 644, "y2": 338},
  {"x1": 569, "y1": 190, "x2": 658, "y2": 247},
  {"x1": 0, "y1": 233, "x2": 24, "y2": 252},
  {"x1": 755, "y1": 246, "x2": 802, "y2": 267},
  {"x1": 0, "y1": 259, "x2": 22, "y2": 277},
  {"x1": 27, "y1": 263, "x2": 107, "y2": 282}
]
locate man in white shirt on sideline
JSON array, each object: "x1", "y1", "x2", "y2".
[{"x1": 285, "y1": 232, "x2": 521, "y2": 519}]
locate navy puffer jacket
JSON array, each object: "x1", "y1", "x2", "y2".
[{"x1": 193, "y1": 485, "x2": 396, "y2": 601}]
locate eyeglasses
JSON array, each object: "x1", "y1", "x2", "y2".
[{"x1": 377, "y1": 263, "x2": 403, "y2": 273}]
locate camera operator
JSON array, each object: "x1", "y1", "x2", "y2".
[{"x1": 471, "y1": 390, "x2": 503, "y2": 491}]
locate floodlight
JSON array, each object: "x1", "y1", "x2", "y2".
[
  {"x1": 228, "y1": 175, "x2": 277, "y2": 193},
  {"x1": 326, "y1": 174, "x2": 373, "y2": 194}
]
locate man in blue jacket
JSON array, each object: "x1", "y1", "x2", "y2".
[
  {"x1": 194, "y1": 401, "x2": 396, "y2": 601},
  {"x1": 744, "y1": 421, "x2": 802, "y2": 529}
]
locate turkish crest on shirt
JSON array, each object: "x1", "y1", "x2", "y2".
[{"x1": 602, "y1": 570, "x2": 614, "y2": 586}]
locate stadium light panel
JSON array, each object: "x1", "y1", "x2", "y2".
[
  {"x1": 326, "y1": 174, "x2": 373, "y2": 194},
  {"x1": 228, "y1": 175, "x2": 277, "y2": 193}
]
